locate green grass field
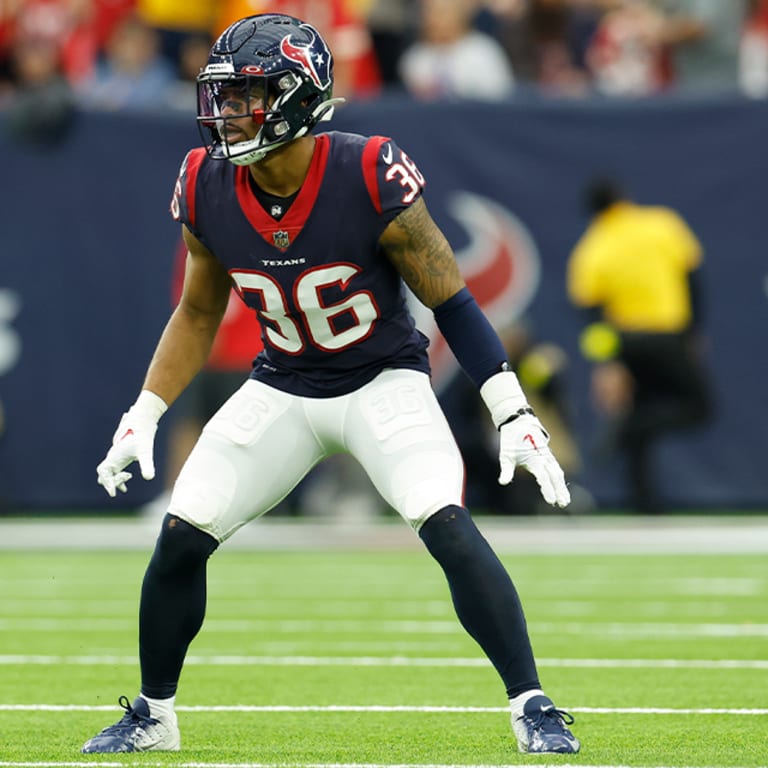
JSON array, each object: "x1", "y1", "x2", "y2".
[{"x1": 0, "y1": 521, "x2": 766, "y2": 767}]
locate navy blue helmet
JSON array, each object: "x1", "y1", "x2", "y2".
[{"x1": 197, "y1": 14, "x2": 342, "y2": 165}]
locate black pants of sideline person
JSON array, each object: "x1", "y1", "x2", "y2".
[{"x1": 616, "y1": 331, "x2": 714, "y2": 514}]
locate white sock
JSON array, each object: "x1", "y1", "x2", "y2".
[
  {"x1": 509, "y1": 688, "x2": 545, "y2": 718},
  {"x1": 140, "y1": 694, "x2": 177, "y2": 723}
]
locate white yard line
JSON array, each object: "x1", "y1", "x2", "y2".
[
  {"x1": 2, "y1": 620, "x2": 768, "y2": 637},
  {"x1": 1, "y1": 704, "x2": 767, "y2": 715},
  {"x1": 0, "y1": 654, "x2": 766, "y2": 669},
  {"x1": 0, "y1": 763, "x2": 766, "y2": 768}
]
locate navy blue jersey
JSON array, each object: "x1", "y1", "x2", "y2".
[{"x1": 171, "y1": 131, "x2": 431, "y2": 397}]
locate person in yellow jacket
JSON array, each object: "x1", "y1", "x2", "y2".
[{"x1": 567, "y1": 177, "x2": 713, "y2": 514}]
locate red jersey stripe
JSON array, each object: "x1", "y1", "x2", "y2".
[
  {"x1": 362, "y1": 135, "x2": 389, "y2": 214},
  {"x1": 183, "y1": 148, "x2": 207, "y2": 230}
]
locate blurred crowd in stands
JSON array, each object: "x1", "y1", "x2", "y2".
[{"x1": 2, "y1": 0, "x2": 768, "y2": 126}]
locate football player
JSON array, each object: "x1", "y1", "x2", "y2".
[{"x1": 83, "y1": 13, "x2": 579, "y2": 755}]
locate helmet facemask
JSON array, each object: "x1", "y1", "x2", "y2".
[{"x1": 197, "y1": 66, "x2": 342, "y2": 165}]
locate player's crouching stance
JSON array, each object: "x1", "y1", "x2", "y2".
[{"x1": 81, "y1": 13, "x2": 579, "y2": 756}]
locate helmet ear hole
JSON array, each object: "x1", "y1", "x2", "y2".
[
  {"x1": 273, "y1": 121, "x2": 290, "y2": 138},
  {"x1": 277, "y1": 73, "x2": 295, "y2": 91}
]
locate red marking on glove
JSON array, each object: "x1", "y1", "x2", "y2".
[
  {"x1": 119, "y1": 428, "x2": 134, "y2": 441},
  {"x1": 523, "y1": 433, "x2": 538, "y2": 450}
]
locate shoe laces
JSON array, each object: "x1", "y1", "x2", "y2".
[
  {"x1": 526, "y1": 704, "x2": 575, "y2": 733},
  {"x1": 110, "y1": 696, "x2": 156, "y2": 731}
]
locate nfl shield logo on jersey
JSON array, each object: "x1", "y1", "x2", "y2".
[{"x1": 273, "y1": 230, "x2": 290, "y2": 248}]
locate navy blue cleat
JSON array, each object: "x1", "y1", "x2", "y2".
[
  {"x1": 512, "y1": 694, "x2": 580, "y2": 753},
  {"x1": 81, "y1": 695, "x2": 180, "y2": 753}
]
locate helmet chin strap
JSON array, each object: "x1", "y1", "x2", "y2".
[
  {"x1": 225, "y1": 128, "x2": 297, "y2": 165},
  {"x1": 226, "y1": 141, "x2": 282, "y2": 165}
]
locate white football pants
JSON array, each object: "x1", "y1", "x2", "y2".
[{"x1": 168, "y1": 369, "x2": 466, "y2": 541}]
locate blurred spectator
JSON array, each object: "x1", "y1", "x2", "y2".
[
  {"x1": 564, "y1": 0, "x2": 615, "y2": 74},
  {"x1": 739, "y1": 0, "x2": 768, "y2": 97},
  {"x1": 3, "y1": 0, "x2": 135, "y2": 88},
  {"x1": 474, "y1": 0, "x2": 538, "y2": 84},
  {"x1": 660, "y1": 0, "x2": 748, "y2": 93},
  {"x1": 91, "y1": 1, "x2": 138, "y2": 48},
  {"x1": 585, "y1": 0, "x2": 670, "y2": 95},
  {"x1": 0, "y1": 0, "x2": 23, "y2": 92},
  {"x1": 166, "y1": 32, "x2": 212, "y2": 111},
  {"x1": 76, "y1": 13, "x2": 175, "y2": 111},
  {"x1": 475, "y1": 0, "x2": 607, "y2": 95},
  {"x1": 10, "y1": 0, "x2": 97, "y2": 85},
  {"x1": 364, "y1": 0, "x2": 414, "y2": 90},
  {"x1": 214, "y1": 1, "x2": 381, "y2": 99},
  {"x1": 566, "y1": 177, "x2": 714, "y2": 514},
  {"x1": 4, "y1": 32, "x2": 77, "y2": 144},
  {"x1": 526, "y1": 0, "x2": 595, "y2": 94},
  {"x1": 399, "y1": 0, "x2": 515, "y2": 100}
]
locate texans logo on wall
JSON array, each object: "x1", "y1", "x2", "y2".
[{"x1": 408, "y1": 192, "x2": 541, "y2": 392}]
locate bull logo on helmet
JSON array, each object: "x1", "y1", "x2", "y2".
[{"x1": 280, "y1": 29, "x2": 326, "y2": 89}]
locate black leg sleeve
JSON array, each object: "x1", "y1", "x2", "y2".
[
  {"x1": 419, "y1": 506, "x2": 540, "y2": 698},
  {"x1": 139, "y1": 515, "x2": 219, "y2": 699}
]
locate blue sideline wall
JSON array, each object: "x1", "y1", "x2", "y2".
[{"x1": 1, "y1": 96, "x2": 767, "y2": 511}]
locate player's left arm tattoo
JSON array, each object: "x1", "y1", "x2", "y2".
[{"x1": 380, "y1": 198, "x2": 466, "y2": 308}]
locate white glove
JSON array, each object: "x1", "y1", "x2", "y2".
[
  {"x1": 480, "y1": 371, "x2": 571, "y2": 508},
  {"x1": 96, "y1": 390, "x2": 168, "y2": 498}
]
